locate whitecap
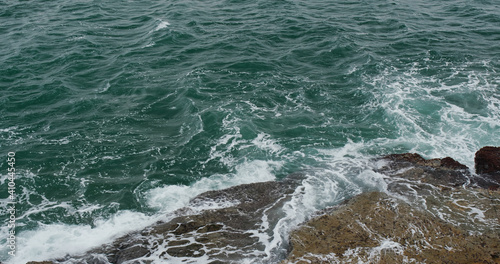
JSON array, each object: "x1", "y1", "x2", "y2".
[
  {"x1": 154, "y1": 20, "x2": 170, "y2": 32},
  {"x1": 142, "y1": 41, "x2": 155, "y2": 48},
  {"x1": 97, "y1": 82, "x2": 110, "y2": 93}
]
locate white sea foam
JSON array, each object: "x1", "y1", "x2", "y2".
[
  {"x1": 146, "y1": 159, "x2": 281, "y2": 212},
  {"x1": 363, "y1": 60, "x2": 500, "y2": 170},
  {"x1": 97, "y1": 81, "x2": 110, "y2": 93},
  {"x1": 151, "y1": 19, "x2": 170, "y2": 33},
  {"x1": 155, "y1": 20, "x2": 170, "y2": 31},
  {"x1": 17, "y1": 200, "x2": 71, "y2": 221},
  {"x1": 0, "y1": 170, "x2": 36, "y2": 186},
  {"x1": 0, "y1": 126, "x2": 18, "y2": 133},
  {"x1": 65, "y1": 35, "x2": 85, "y2": 42},
  {"x1": 0, "y1": 126, "x2": 19, "y2": 142},
  {"x1": 252, "y1": 133, "x2": 283, "y2": 154},
  {"x1": 8, "y1": 210, "x2": 159, "y2": 264},
  {"x1": 142, "y1": 41, "x2": 155, "y2": 48},
  {"x1": 255, "y1": 142, "x2": 387, "y2": 263},
  {"x1": 368, "y1": 239, "x2": 405, "y2": 260}
]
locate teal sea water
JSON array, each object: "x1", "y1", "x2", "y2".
[{"x1": 1, "y1": 0, "x2": 499, "y2": 263}]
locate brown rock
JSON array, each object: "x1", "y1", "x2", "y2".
[
  {"x1": 378, "y1": 153, "x2": 470, "y2": 188},
  {"x1": 115, "y1": 245, "x2": 150, "y2": 264},
  {"x1": 382, "y1": 153, "x2": 468, "y2": 171},
  {"x1": 283, "y1": 191, "x2": 500, "y2": 264},
  {"x1": 475, "y1": 146, "x2": 500, "y2": 178},
  {"x1": 164, "y1": 243, "x2": 205, "y2": 258},
  {"x1": 382, "y1": 153, "x2": 427, "y2": 165},
  {"x1": 441, "y1": 156, "x2": 469, "y2": 170},
  {"x1": 283, "y1": 149, "x2": 500, "y2": 263}
]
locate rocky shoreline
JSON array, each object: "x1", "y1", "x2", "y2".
[
  {"x1": 283, "y1": 147, "x2": 500, "y2": 264},
  {"x1": 26, "y1": 147, "x2": 500, "y2": 264}
]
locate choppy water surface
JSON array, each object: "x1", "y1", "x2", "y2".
[{"x1": 1, "y1": 0, "x2": 499, "y2": 263}]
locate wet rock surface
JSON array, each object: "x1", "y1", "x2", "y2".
[
  {"x1": 379, "y1": 152, "x2": 499, "y2": 190},
  {"x1": 377, "y1": 153, "x2": 470, "y2": 187},
  {"x1": 47, "y1": 174, "x2": 303, "y2": 264},
  {"x1": 283, "y1": 152, "x2": 500, "y2": 264},
  {"x1": 284, "y1": 191, "x2": 500, "y2": 264},
  {"x1": 476, "y1": 146, "x2": 500, "y2": 186}
]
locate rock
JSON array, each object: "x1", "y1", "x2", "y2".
[
  {"x1": 115, "y1": 245, "x2": 149, "y2": 264},
  {"x1": 378, "y1": 152, "x2": 500, "y2": 189},
  {"x1": 381, "y1": 153, "x2": 469, "y2": 171},
  {"x1": 440, "y1": 156, "x2": 469, "y2": 170},
  {"x1": 377, "y1": 153, "x2": 470, "y2": 188},
  {"x1": 46, "y1": 173, "x2": 304, "y2": 264},
  {"x1": 475, "y1": 146, "x2": 500, "y2": 181},
  {"x1": 283, "y1": 191, "x2": 500, "y2": 264},
  {"x1": 283, "y1": 151, "x2": 500, "y2": 264}
]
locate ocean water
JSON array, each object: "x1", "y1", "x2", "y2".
[{"x1": 1, "y1": 0, "x2": 499, "y2": 263}]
